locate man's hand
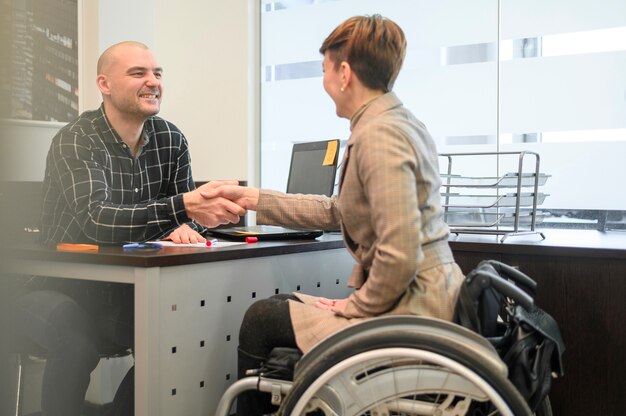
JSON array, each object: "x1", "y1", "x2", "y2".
[
  {"x1": 202, "y1": 184, "x2": 260, "y2": 211},
  {"x1": 184, "y1": 181, "x2": 247, "y2": 228},
  {"x1": 163, "y1": 223, "x2": 206, "y2": 244}
]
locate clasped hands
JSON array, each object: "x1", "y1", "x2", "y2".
[
  {"x1": 183, "y1": 181, "x2": 260, "y2": 228},
  {"x1": 185, "y1": 182, "x2": 348, "y2": 313}
]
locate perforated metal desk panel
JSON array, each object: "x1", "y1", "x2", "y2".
[{"x1": 7, "y1": 234, "x2": 354, "y2": 416}]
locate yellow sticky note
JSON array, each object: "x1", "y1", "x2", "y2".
[{"x1": 322, "y1": 140, "x2": 338, "y2": 166}]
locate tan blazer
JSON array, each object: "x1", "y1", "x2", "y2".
[{"x1": 256, "y1": 92, "x2": 464, "y2": 352}]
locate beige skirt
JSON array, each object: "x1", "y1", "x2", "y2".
[{"x1": 289, "y1": 262, "x2": 465, "y2": 353}]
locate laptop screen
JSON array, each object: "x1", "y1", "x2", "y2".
[{"x1": 286, "y1": 139, "x2": 339, "y2": 197}]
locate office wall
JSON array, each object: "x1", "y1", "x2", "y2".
[
  {"x1": 2, "y1": 0, "x2": 254, "y2": 183},
  {"x1": 154, "y1": 0, "x2": 256, "y2": 183}
]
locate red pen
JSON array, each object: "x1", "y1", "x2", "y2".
[
  {"x1": 245, "y1": 236, "x2": 258, "y2": 243},
  {"x1": 206, "y1": 239, "x2": 219, "y2": 246}
]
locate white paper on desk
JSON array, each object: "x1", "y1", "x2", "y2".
[{"x1": 147, "y1": 241, "x2": 245, "y2": 248}]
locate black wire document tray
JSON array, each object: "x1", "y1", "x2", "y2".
[{"x1": 439, "y1": 151, "x2": 549, "y2": 242}]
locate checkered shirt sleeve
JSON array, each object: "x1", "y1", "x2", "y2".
[{"x1": 39, "y1": 107, "x2": 206, "y2": 244}]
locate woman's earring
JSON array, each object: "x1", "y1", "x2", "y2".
[{"x1": 340, "y1": 87, "x2": 344, "y2": 92}]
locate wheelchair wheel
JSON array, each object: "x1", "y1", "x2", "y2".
[{"x1": 280, "y1": 316, "x2": 531, "y2": 416}]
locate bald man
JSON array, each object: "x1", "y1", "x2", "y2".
[
  {"x1": 38, "y1": 40, "x2": 245, "y2": 244},
  {"x1": 12, "y1": 41, "x2": 244, "y2": 416}
]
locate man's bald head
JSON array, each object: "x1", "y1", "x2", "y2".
[
  {"x1": 95, "y1": 40, "x2": 163, "y2": 124},
  {"x1": 97, "y1": 41, "x2": 150, "y2": 75}
]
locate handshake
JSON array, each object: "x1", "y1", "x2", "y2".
[{"x1": 183, "y1": 181, "x2": 259, "y2": 228}]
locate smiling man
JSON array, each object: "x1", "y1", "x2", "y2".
[
  {"x1": 39, "y1": 41, "x2": 244, "y2": 245},
  {"x1": 12, "y1": 41, "x2": 245, "y2": 416},
  {"x1": 96, "y1": 41, "x2": 165, "y2": 156}
]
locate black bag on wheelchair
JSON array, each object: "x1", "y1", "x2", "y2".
[{"x1": 453, "y1": 260, "x2": 565, "y2": 413}]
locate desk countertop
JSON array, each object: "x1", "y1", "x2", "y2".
[
  {"x1": 447, "y1": 228, "x2": 626, "y2": 259},
  {"x1": 7, "y1": 229, "x2": 626, "y2": 268},
  {"x1": 7, "y1": 233, "x2": 346, "y2": 268}
]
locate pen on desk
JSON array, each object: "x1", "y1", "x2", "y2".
[
  {"x1": 123, "y1": 242, "x2": 162, "y2": 249},
  {"x1": 205, "y1": 239, "x2": 219, "y2": 247},
  {"x1": 123, "y1": 243, "x2": 142, "y2": 248}
]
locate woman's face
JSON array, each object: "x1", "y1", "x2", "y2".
[{"x1": 322, "y1": 52, "x2": 347, "y2": 118}]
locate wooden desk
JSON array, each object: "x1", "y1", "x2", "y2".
[
  {"x1": 6, "y1": 234, "x2": 355, "y2": 416},
  {"x1": 448, "y1": 229, "x2": 626, "y2": 416}
]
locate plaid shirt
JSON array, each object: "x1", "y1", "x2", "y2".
[{"x1": 39, "y1": 105, "x2": 205, "y2": 244}]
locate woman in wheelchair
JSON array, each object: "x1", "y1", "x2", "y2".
[{"x1": 216, "y1": 14, "x2": 465, "y2": 415}]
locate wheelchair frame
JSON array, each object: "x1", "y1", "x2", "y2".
[{"x1": 215, "y1": 315, "x2": 532, "y2": 416}]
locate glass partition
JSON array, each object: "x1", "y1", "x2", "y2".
[
  {"x1": 260, "y1": 0, "x2": 498, "y2": 192},
  {"x1": 500, "y1": 0, "x2": 626, "y2": 214},
  {"x1": 260, "y1": 0, "x2": 626, "y2": 229}
]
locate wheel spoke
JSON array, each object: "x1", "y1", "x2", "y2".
[{"x1": 288, "y1": 348, "x2": 521, "y2": 416}]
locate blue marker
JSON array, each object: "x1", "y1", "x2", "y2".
[{"x1": 123, "y1": 242, "x2": 162, "y2": 250}]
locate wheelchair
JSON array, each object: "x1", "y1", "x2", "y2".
[
  {"x1": 215, "y1": 261, "x2": 561, "y2": 416},
  {"x1": 216, "y1": 315, "x2": 533, "y2": 415}
]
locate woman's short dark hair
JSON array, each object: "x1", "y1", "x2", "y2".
[{"x1": 319, "y1": 14, "x2": 407, "y2": 92}]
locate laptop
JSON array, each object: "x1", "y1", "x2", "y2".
[{"x1": 210, "y1": 139, "x2": 340, "y2": 241}]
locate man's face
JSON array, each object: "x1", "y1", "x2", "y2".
[{"x1": 102, "y1": 45, "x2": 163, "y2": 119}]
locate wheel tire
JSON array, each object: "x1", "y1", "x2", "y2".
[{"x1": 280, "y1": 317, "x2": 531, "y2": 416}]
